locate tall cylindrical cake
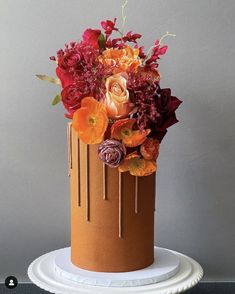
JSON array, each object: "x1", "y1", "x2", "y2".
[{"x1": 68, "y1": 123, "x2": 156, "y2": 272}]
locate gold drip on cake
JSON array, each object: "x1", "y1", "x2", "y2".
[
  {"x1": 67, "y1": 122, "x2": 72, "y2": 176},
  {"x1": 118, "y1": 171, "x2": 122, "y2": 238},
  {"x1": 77, "y1": 138, "x2": 81, "y2": 207},
  {"x1": 102, "y1": 163, "x2": 107, "y2": 200},
  {"x1": 86, "y1": 144, "x2": 90, "y2": 221},
  {"x1": 135, "y1": 176, "x2": 138, "y2": 214}
]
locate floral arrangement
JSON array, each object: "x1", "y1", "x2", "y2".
[{"x1": 37, "y1": 3, "x2": 182, "y2": 177}]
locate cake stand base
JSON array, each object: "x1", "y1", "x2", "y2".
[{"x1": 28, "y1": 247, "x2": 203, "y2": 294}]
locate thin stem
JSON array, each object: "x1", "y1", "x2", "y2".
[
  {"x1": 117, "y1": 29, "x2": 124, "y2": 38},
  {"x1": 121, "y1": 0, "x2": 128, "y2": 34},
  {"x1": 159, "y1": 31, "x2": 176, "y2": 46}
]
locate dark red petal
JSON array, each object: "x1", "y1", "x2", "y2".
[
  {"x1": 159, "y1": 113, "x2": 179, "y2": 130},
  {"x1": 152, "y1": 129, "x2": 167, "y2": 142}
]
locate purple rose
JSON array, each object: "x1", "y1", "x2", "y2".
[{"x1": 98, "y1": 139, "x2": 126, "y2": 168}]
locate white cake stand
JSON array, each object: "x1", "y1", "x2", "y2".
[{"x1": 28, "y1": 247, "x2": 203, "y2": 294}]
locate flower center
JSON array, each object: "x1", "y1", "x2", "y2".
[
  {"x1": 111, "y1": 82, "x2": 123, "y2": 95},
  {"x1": 121, "y1": 128, "x2": 132, "y2": 138},
  {"x1": 88, "y1": 116, "x2": 97, "y2": 126},
  {"x1": 130, "y1": 158, "x2": 145, "y2": 171}
]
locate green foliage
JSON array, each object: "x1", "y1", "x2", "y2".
[{"x1": 51, "y1": 94, "x2": 61, "y2": 106}]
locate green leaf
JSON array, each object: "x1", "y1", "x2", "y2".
[
  {"x1": 36, "y1": 74, "x2": 61, "y2": 85},
  {"x1": 98, "y1": 34, "x2": 106, "y2": 49},
  {"x1": 51, "y1": 94, "x2": 61, "y2": 106}
]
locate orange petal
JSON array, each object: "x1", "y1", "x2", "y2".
[
  {"x1": 141, "y1": 160, "x2": 157, "y2": 176},
  {"x1": 125, "y1": 151, "x2": 140, "y2": 160},
  {"x1": 81, "y1": 96, "x2": 106, "y2": 113},
  {"x1": 118, "y1": 161, "x2": 130, "y2": 173},
  {"x1": 72, "y1": 97, "x2": 108, "y2": 144},
  {"x1": 118, "y1": 152, "x2": 140, "y2": 173},
  {"x1": 128, "y1": 158, "x2": 146, "y2": 176},
  {"x1": 111, "y1": 118, "x2": 136, "y2": 140},
  {"x1": 119, "y1": 151, "x2": 156, "y2": 176},
  {"x1": 123, "y1": 129, "x2": 151, "y2": 147},
  {"x1": 129, "y1": 158, "x2": 157, "y2": 176}
]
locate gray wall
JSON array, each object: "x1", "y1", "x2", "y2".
[{"x1": 1, "y1": 0, "x2": 235, "y2": 282}]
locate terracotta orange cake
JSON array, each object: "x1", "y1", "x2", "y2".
[{"x1": 37, "y1": 2, "x2": 182, "y2": 273}]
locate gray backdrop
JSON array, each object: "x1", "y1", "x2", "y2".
[{"x1": 1, "y1": 0, "x2": 235, "y2": 282}]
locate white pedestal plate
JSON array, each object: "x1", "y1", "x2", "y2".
[{"x1": 28, "y1": 247, "x2": 203, "y2": 294}]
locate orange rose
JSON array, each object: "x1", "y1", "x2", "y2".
[
  {"x1": 103, "y1": 74, "x2": 134, "y2": 118},
  {"x1": 98, "y1": 46, "x2": 142, "y2": 74}
]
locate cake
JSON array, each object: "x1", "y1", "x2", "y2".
[
  {"x1": 37, "y1": 9, "x2": 182, "y2": 273},
  {"x1": 69, "y1": 123, "x2": 155, "y2": 272}
]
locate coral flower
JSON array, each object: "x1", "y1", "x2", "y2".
[
  {"x1": 111, "y1": 118, "x2": 150, "y2": 147},
  {"x1": 98, "y1": 46, "x2": 142, "y2": 74},
  {"x1": 140, "y1": 138, "x2": 160, "y2": 161},
  {"x1": 119, "y1": 152, "x2": 157, "y2": 176},
  {"x1": 72, "y1": 97, "x2": 108, "y2": 144}
]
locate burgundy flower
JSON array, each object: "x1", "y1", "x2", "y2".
[
  {"x1": 122, "y1": 31, "x2": 142, "y2": 44},
  {"x1": 152, "y1": 88, "x2": 182, "y2": 141},
  {"x1": 105, "y1": 38, "x2": 121, "y2": 48},
  {"x1": 98, "y1": 139, "x2": 126, "y2": 168},
  {"x1": 101, "y1": 18, "x2": 118, "y2": 36},
  {"x1": 61, "y1": 84, "x2": 85, "y2": 117},
  {"x1": 82, "y1": 29, "x2": 101, "y2": 49},
  {"x1": 127, "y1": 73, "x2": 160, "y2": 131}
]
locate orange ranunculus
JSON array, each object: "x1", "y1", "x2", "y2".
[
  {"x1": 98, "y1": 46, "x2": 142, "y2": 74},
  {"x1": 140, "y1": 138, "x2": 160, "y2": 161},
  {"x1": 103, "y1": 73, "x2": 134, "y2": 119},
  {"x1": 72, "y1": 97, "x2": 108, "y2": 144},
  {"x1": 111, "y1": 118, "x2": 150, "y2": 147},
  {"x1": 119, "y1": 152, "x2": 157, "y2": 176}
]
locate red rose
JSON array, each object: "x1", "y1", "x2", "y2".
[
  {"x1": 61, "y1": 84, "x2": 84, "y2": 117},
  {"x1": 82, "y1": 29, "x2": 101, "y2": 49},
  {"x1": 56, "y1": 67, "x2": 74, "y2": 88}
]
